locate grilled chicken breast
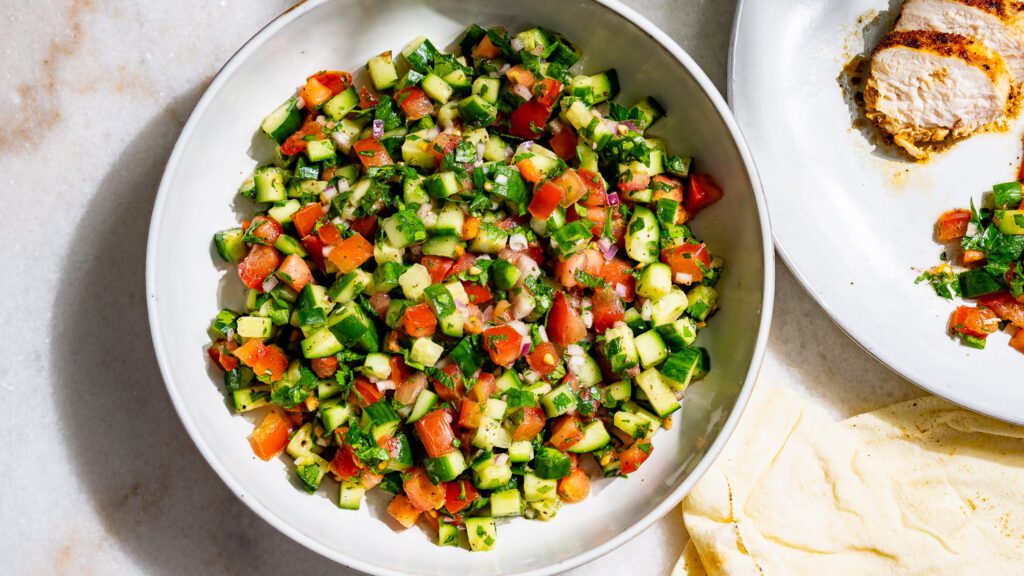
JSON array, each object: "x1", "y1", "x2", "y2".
[
  {"x1": 896, "y1": 0, "x2": 1024, "y2": 83},
  {"x1": 864, "y1": 30, "x2": 1011, "y2": 158}
]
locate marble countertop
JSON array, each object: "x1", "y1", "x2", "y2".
[{"x1": 0, "y1": 1, "x2": 918, "y2": 574}]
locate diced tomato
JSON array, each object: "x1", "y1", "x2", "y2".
[
  {"x1": 428, "y1": 131, "x2": 461, "y2": 160},
  {"x1": 348, "y1": 376, "x2": 385, "y2": 408},
  {"x1": 948, "y1": 305, "x2": 999, "y2": 338},
  {"x1": 311, "y1": 356, "x2": 339, "y2": 378},
  {"x1": 257, "y1": 345, "x2": 288, "y2": 381},
  {"x1": 248, "y1": 216, "x2": 283, "y2": 245},
  {"x1": 231, "y1": 338, "x2": 266, "y2": 365},
  {"x1": 387, "y1": 494, "x2": 422, "y2": 528},
  {"x1": 361, "y1": 470, "x2": 384, "y2": 490},
  {"x1": 578, "y1": 205, "x2": 608, "y2": 235},
  {"x1": 463, "y1": 282, "x2": 493, "y2": 305},
  {"x1": 327, "y1": 233, "x2": 374, "y2": 274},
  {"x1": 576, "y1": 170, "x2": 607, "y2": 207},
  {"x1": 414, "y1": 410, "x2": 457, "y2": 459},
  {"x1": 350, "y1": 214, "x2": 379, "y2": 239},
  {"x1": 422, "y1": 255, "x2": 455, "y2": 283},
  {"x1": 395, "y1": 372, "x2": 428, "y2": 406},
  {"x1": 311, "y1": 70, "x2": 352, "y2": 95},
  {"x1": 651, "y1": 174, "x2": 685, "y2": 220},
  {"x1": 472, "y1": 35, "x2": 502, "y2": 59},
  {"x1": 458, "y1": 398, "x2": 486, "y2": 429},
  {"x1": 592, "y1": 286, "x2": 625, "y2": 334},
  {"x1": 936, "y1": 209, "x2": 972, "y2": 243},
  {"x1": 529, "y1": 180, "x2": 565, "y2": 219},
  {"x1": 358, "y1": 85, "x2": 379, "y2": 109},
  {"x1": 280, "y1": 119, "x2": 325, "y2": 156},
  {"x1": 330, "y1": 444, "x2": 361, "y2": 480},
  {"x1": 394, "y1": 86, "x2": 434, "y2": 120},
  {"x1": 962, "y1": 250, "x2": 986, "y2": 265},
  {"x1": 619, "y1": 441, "x2": 653, "y2": 474},
  {"x1": 511, "y1": 406, "x2": 546, "y2": 441},
  {"x1": 1011, "y1": 329, "x2": 1024, "y2": 354},
  {"x1": 534, "y1": 77, "x2": 564, "y2": 108},
  {"x1": 301, "y1": 235, "x2": 326, "y2": 272},
  {"x1": 237, "y1": 245, "x2": 282, "y2": 290},
  {"x1": 317, "y1": 223, "x2": 343, "y2": 245},
  {"x1": 509, "y1": 99, "x2": 551, "y2": 139},
  {"x1": 431, "y1": 364, "x2": 466, "y2": 403},
  {"x1": 444, "y1": 479, "x2": 479, "y2": 514},
  {"x1": 293, "y1": 203, "x2": 325, "y2": 238},
  {"x1": 447, "y1": 252, "x2": 477, "y2": 279},
  {"x1": 506, "y1": 64, "x2": 536, "y2": 88},
  {"x1": 599, "y1": 258, "x2": 636, "y2": 302},
  {"x1": 555, "y1": 249, "x2": 602, "y2": 289},
  {"x1": 469, "y1": 372, "x2": 497, "y2": 403},
  {"x1": 482, "y1": 325, "x2": 523, "y2": 367},
  {"x1": 558, "y1": 469, "x2": 591, "y2": 503},
  {"x1": 250, "y1": 410, "x2": 291, "y2": 461},
  {"x1": 547, "y1": 292, "x2": 587, "y2": 346},
  {"x1": 661, "y1": 242, "x2": 711, "y2": 284},
  {"x1": 549, "y1": 415, "x2": 584, "y2": 450},
  {"x1": 353, "y1": 137, "x2": 393, "y2": 168},
  {"x1": 402, "y1": 303, "x2": 438, "y2": 338},
  {"x1": 549, "y1": 125, "x2": 578, "y2": 161},
  {"x1": 978, "y1": 292, "x2": 1024, "y2": 329},
  {"x1": 554, "y1": 168, "x2": 587, "y2": 207},
  {"x1": 618, "y1": 168, "x2": 650, "y2": 192},
  {"x1": 276, "y1": 254, "x2": 312, "y2": 291},
  {"x1": 527, "y1": 342, "x2": 559, "y2": 375},
  {"x1": 300, "y1": 76, "x2": 334, "y2": 108},
  {"x1": 321, "y1": 165, "x2": 336, "y2": 182},
  {"x1": 207, "y1": 341, "x2": 239, "y2": 371},
  {"x1": 686, "y1": 173, "x2": 724, "y2": 214},
  {"x1": 517, "y1": 158, "x2": 544, "y2": 184}
]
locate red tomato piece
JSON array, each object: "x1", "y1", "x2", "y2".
[
  {"x1": 249, "y1": 216, "x2": 283, "y2": 245},
  {"x1": 253, "y1": 345, "x2": 288, "y2": 382},
  {"x1": 528, "y1": 180, "x2": 565, "y2": 219},
  {"x1": 237, "y1": 245, "x2": 282, "y2": 291},
  {"x1": 517, "y1": 158, "x2": 544, "y2": 185},
  {"x1": 301, "y1": 235, "x2": 326, "y2": 272},
  {"x1": 292, "y1": 203, "x2": 325, "y2": 238},
  {"x1": 311, "y1": 356, "x2": 339, "y2": 378},
  {"x1": 350, "y1": 214, "x2": 379, "y2": 239},
  {"x1": 506, "y1": 64, "x2": 536, "y2": 88},
  {"x1": 558, "y1": 469, "x2": 591, "y2": 503},
  {"x1": 555, "y1": 249, "x2": 602, "y2": 289},
  {"x1": 421, "y1": 256, "x2": 455, "y2": 284},
  {"x1": 592, "y1": 286, "x2": 625, "y2": 334},
  {"x1": 554, "y1": 169, "x2": 587, "y2": 207},
  {"x1": 463, "y1": 282, "x2": 493, "y2": 305},
  {"x1": 395, "y1": 372, "x2": 428, "y2": 407},
  {"x1": 509, "y1": 100, "x2": 551, "y2": 139},
  {"x1": 599, "y1": 258, "x2": 636, "y2": 302},
  {"x1": 300, "y1": 76, "x2": 334, "y2": 108},
  {"x1": 549, "y1": 126, "x2": 578, "y2": 161},
  {"x1": 403, "y1": 467, "x2": 447, "y2": 511},
  {"x1": 472, "y1": 35, "x2": 502, "y2": 59},
  {"x1": 469, "y1": 372, "x2": 497, "y2": 403},
  {"x1": 619, "y1": 441, "x2": 653, "y2": 474},
  {"x1": 276, "y1": 254, "x2": 312, "y2": 292},
  {"x1": 317, "y1": 223, "x2": 343, "y2": 245},
  {"x1": 686, "y1": 173, "x2": 724, "y2": 214},
  {"x1": 358, "y1": 85, "x2": 379, "y2": 109},
  {"x1": 444, "y1": 479, "x2": 479, "y2": 514},
  {"x1": 549, "y1": 415, "x2": 584, "y2": 450},
  {"x1": 311, "y1": 70, "x2": 352, "y2": 94},
  {"x1": 978, "y1": 292, "x2": 1024, "y2": 329},
  {"x1": 446, "y1": 252, "x2": 477, "y2": 279},
  {"x1": 431, "y1": 364, "x2": 466, "y2": 403},
  {"x1": 936, "y1": 209, "x2": 972, "y2": 243},
  {"x1": 353, "y1": 137, "x2": 393, "y2": 168},
  {"x1": 578, "y1": 169, "x2": 607, "y2": 206},
  {"x1": 327, "y1": 233, "x2": 374, "y2": 274},
  {"x1": 511, "y1": 406, "x2": 546, "y2": 441},
  {"x1": 368, "y1": 291, "x2": 391, "y2": 318},
  {"x1": 661, "y1": 243, "x2": 711, "y2": 284},
  {"x1": 534, "y1": 77, "x2": 564, "y2": 108},
  {"x1": 482, "y1": 325, "x2": 524, "y2": 367},
  {"x1": 618, "y1": 168, "x2": 650, "y2": 192},
  {"x1": 948, "y1": 305, "x2": 999, "y2": 338},
  {"x1": 280, "y1": 119, "x2": 325, "y2": 156},
  {"x1": 348, "y1": 376, "x2": 385, "y2": 408},
  {"x1": 402, "y1": 303, "x2": 438, "y2": 338},
  {"x1": 250, "y1": 410, "x2": 291, "y2": 461},
  {"x1": 414, "y1": 410, "x2": 457, "y2": 459},
  {"x1": 458, "y1": 398, "x2": 486, "y2": 429},
  {"x1": 547, "y1": 292, "x2": 587, "y2": 346},
  {"x1": 387, "y1": 494, "x2": 421, "y2": 529},
  {"x1": 394, "y1": 86, "x2": 434, "y2": 120},
  {"x1": 428, "y1": 131, "x2": 461, "y2": 160},
  {"x1": 527, "y1": 342, "x2": 559, "y2": 375},
  {"x1": 330, "y1": 444, "x2": 361, "y2": 480},
  {"x1": 1011, "y1": 329, "x2": 1024, "y2": 354}
]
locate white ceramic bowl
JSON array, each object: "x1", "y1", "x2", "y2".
[{"x1": 146, "y1": 1, "x2": 774, "y2": 574}]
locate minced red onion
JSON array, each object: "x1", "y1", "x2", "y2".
[
  {"x1": 296, "y1": 96, "x2": 306, "y2": 110},
  {"x1": 621, "y1": 120, "x2": 641, "y2": 133},
  {"x1": 322, "y1": 245, "x2": 335, "y2": 257},
  {"x1": 261, "y1": 275, "x2": 278, "y2": 292},
  {"x1": 511, "y1": 83, "x2": 533, "y2": 101},
  {"x1": 372, "y1": 119, "x2": 384, "y2": 139},
  {"x1": 607, "y1": 192, "x2": 621, "y2": 206},
  {"x1": 537, "y1": 326, "x2": 549, "y2": 342},
  {"x1": 494, "y1": 453, "x2": 510, "y2": 467},
  {"x1": 614, "y1": 283, "x2": 628, "y2": 298},
  {"x1": 520, "y1": 342, "x2": 532, "y2": 357},
  {"x1": 511, "y1": 37, "x2": 524, "y2": 52},
  {"x1": 224, "y1": 328, "x2": 235, "y2": 341},
  {"x1": 376, "y1": 379, "x2": 395, "y2": 392},
  {"x1": 322, "y1": 185, "x2": 338, "y2": 201}
]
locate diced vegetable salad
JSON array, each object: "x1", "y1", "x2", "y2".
[
  {"x1": 918, "y1": 181, "x2": 1024, "y2": 352},
  {"x1": 207, "y1": 24, "x2": 725, "y2": 551}
]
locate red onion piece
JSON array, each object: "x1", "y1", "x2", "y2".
[
  {"x1": 615, "y1": 283, "x2": 628, "y2": 298},
  {"x1": 261, "y1": 275, "x2": 279, "y2": 293},
  {"x1": 371, "y1": 119, "x2": 384, "y2": 139},
  {"x1": 607, "y1": 192, "x2": 621, "y2": 206},
  {"x1": 600, "y1": 241, "x2": 618, "y2": 261},
  {"x1": 520, "y1": 341, "x2": 532, "y2": 357}
]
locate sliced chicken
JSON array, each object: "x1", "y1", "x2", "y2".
[
  {"x1": 864, "y1": 30, "x2": 1011, "y2": 158},
  {"x1": 896, "y1": 0, "x2": 1024, "y2": 83}
]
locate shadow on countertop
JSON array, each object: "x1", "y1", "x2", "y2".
[{"x1": 50, "y1": 87, "x2": 364, "y2": 576}]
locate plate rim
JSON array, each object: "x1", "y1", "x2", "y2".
[
  {"x1": 727, "y1": 0, "x2": 1024, "y2": 425},
  {"x1": 145, "y1": 1, "x2": 777, "y2": 574}
]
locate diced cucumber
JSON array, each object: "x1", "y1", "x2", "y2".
[
  {"x1": 424, "y1": 283, "x2": 464, "y2": 337},
  {"x1": 338, "y1": 479, "x2": 366, "y2": 510},
  {"x1": 568, "y1": 420, "x2": 611, "y2": 453},
  {"x1": 438, "y1": 522, "x2": 460, "y2": 547},
  {"x1": 551, "y1": 220, "x2": 593, "y2": 256},
  {"x1": 458, "y1": 95, "x2": 498, "y2": 126},
  {"x1": 995, "y1": 210, "x2": 1024, "y2": 235},
  {"x1": 305, "y1": 138, "x2": 335, "y2": 162},
  {"x1": 484, "y1": 398, "x2": 507, "y2": 420},
  {"x1": 602, "y1": 380, "x2": 632, "y2": 407},
  {"x1": 484, "y1": 131, "x2": 507, "y2": 161},
  {"x1": 432, "y1": 203, "x2": 466, "y2": 236},
  {"x1": 362, "y1": 353, "x2": 392, "y2": 380},
  {"x1": 660, "y1": 346, "x2": 709, "y2": 392},
  {"x1": 267, "y1": 200, "x2": 301, "y2": 227},
  {"x1": 368, "y1": 51, "x2": 399, "y2": 90},
  {"x1": 425, "y1": 449, "x2": 468, "y2": 483},
  {"x1": 495, "y1": 369, "x2": 522, "y2": 392},
  {"x1": 489, "y1": 489, "x2": 522, "y2": 517},
  {"x1": 470, "y1": 222, "x2": 509, "y2": 254},
  {"x1": 261, "y1": 98, "x2": 302, "y2": 143},
  {"x1": 637, "y1": 262, "x2": 672, "y2": 299},
  {"x1": 424, "y1": 171, "x2": 461, "y2": 199},
  {"x1": 492, "y1": 259, "x2": 521, "y2": 289},
  {"x1": 472, "y1": 416, "x2": 512, "y2": 450},
  {"x1": 635, "y1": 329, "x2": 668, "y2": 369},
  {"x1": 635, "y1": 367, "x2": 680, "y2": 417},
  {"x1": 422, "y1": 234, "x2": 463, "y2": 259},
  {"x1": 301, "y1": 327, "x2": 343, "y2": 358},
  {"x1": 603, "y1": 323, "x2": 639, "y2": 373},
  {"x1": 294, "y1": 453, "x2": 328, "y2": 493},
  {"x1": 656, "y1": 317, "x2": 698, "y2": 350},
  {"x1": 410, "y1": 337, "x2": 444, "y2": 367},
  {"x1": 614, "y1": 410, "x2": 653, "y2": 440},
  {"x1": 508, "y1": 439, "x2": 534, "y2": 462},
  {"x1": 254, "y1": 166, "x2": 287, "y2": 203},
  {"x1": 633, "y1": 96, "x2": 665, "y2": 130},
  {"x1": 541, "y1": 383, "x2": 578, "y2": 418},
  {"x1": 214, "y1": 228, "x2": 247, "y2": 263},
  {"x1": 569, "y1": 69, "x2": 618, "y2": 104},
  {"x1": 514, "y1": 27, "x2": 552, "y2": 53},
  {"x1": 232, "y1": 387, "x2": 270, "y2": 412},
  {"x1": 407, "y1": 389, "x2": 438, "y2": 423},
  {"x1": 533, "y1": 447, "x2": 572, "y2": 479},
  {"x1": 401, "y1": 35, "x2": 438, "y2": 74},
  {"x1": 383, "y1": 209, "x2": 428, "y2": 248},
  {"x1": 402, "y1": 130, "x2": 439, "y2": 170},
  {"x1": 651, "y1": 287, "x2": 689, "y2": 326},
  {"x1": 471, "y1": 451, "x2": 513, "y2": 489},
  {"x1": 319, "y1": 400, "x2": 352, "y2": 433},
  {"x1": 623, "y1": 187, "x2": 654, "y2": 204},
  {"x1": 529, "y1": 498, "x2": 562, "y2": 521},
  {"x1": 626, "y1": 206, "x2": 660, "y2": 263},
  {"x1": 236, "y1": 316, "x2": 273, "y2": 339},
  {"x1": 323, "y1": 86, "x2": 359, "y2": 121},
  {"x1": 328, "y1": 269, "x2": 371, "y2": 304},
  {"x1": 465, "y1": 517, "x2": 497, "y2": 552},
  {"x1": 523, "y1": 471, "x2": 558, "y2": 501},
  {"x1": 422, "y1": 73, "x2": 454, "y2": 104},
  {"x1": 575, "y1": 354, "x2": 603, "y2": 387},
  {"x1": 384, "y1": 433, "x2": 414, "y2": 472},
  {"x1": 686, "y1": 285, "x2": 718, "y2": 321},
  {"x1": 374, "y1": 238, "x2": 405, "y2": 265},
  {"x1": 472, "y1": 77, "x2": 501, "y2": 104},
  {"x1": 399, "y1": 264, "x2": 432, "y2": 301}
]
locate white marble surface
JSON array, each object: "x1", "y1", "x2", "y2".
[{"x1": 0, "y1": 1, "x2": 918, "y2": 574}]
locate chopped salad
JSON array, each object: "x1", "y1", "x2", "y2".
[
  {"x1": 207, "y1": 24, "x2": 724, "y2": 551},
  {"x1": 918, "y1": 181, "x2": 1024, "y2": 352}
]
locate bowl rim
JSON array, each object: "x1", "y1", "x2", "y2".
[{"x1": 145, "y1": 1, "x2": 776, "y2": 574}]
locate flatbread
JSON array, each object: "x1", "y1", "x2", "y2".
[{"x1": 676, "y1": 385, "x2": 1024, "y2": 575}]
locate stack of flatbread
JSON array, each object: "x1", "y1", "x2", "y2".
[{"x1": 675, "y1": 386, "x2": 1024, "y2": 575}]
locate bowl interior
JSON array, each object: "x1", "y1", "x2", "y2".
[{"x1": 148, "y1": 1, "x2": 770, "y2": 574}]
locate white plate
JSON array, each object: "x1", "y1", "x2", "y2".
[
  {"x1": 731, "y1": 0, "x2": 1024, "y2": 423},
  {"x1": 147, "y1": 1, "x2": 774, "y2": 574}
]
